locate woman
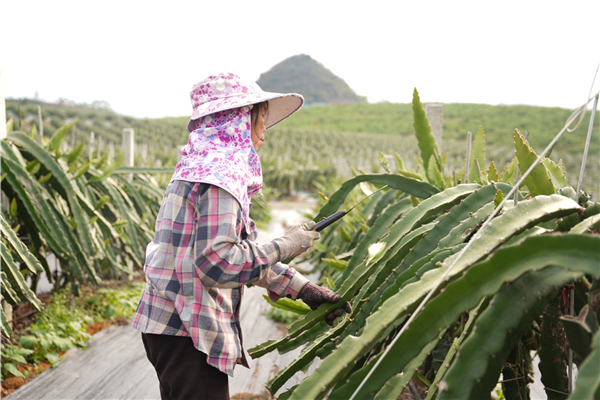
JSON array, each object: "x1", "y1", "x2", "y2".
[{"x1": 131, "y1": 72, "x2": 351, "y2": 400}]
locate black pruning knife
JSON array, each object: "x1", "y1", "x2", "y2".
[{"x1": 313, "y1": 185, "x2": 389, "y2": 232}]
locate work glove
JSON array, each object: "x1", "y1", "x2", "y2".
[
  {"x1": 272, "y1": 221, "x2": 321, "y2": 261},
  {"x1": 298, "y1": 282, "x2": 352, "y2": 326}
]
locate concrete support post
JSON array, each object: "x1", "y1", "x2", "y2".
[
  {"x1": 108, "y1": 142, "x2": 115, "y2": 163},
  {"x1": 89, "y1": 131, "x2": 95, "y2": 160},
  {"x1": 140, "y1": 143, "x2": 147, "y2": 167},
  {"x1": 121, "y1": 128, "x2": 135, "y2": 281},
  {"x1": 37, "y1": 105, "x2": 44, "y2": 145},
  {"x1": 71, "y1": 125, "x2": 76, "y2": 148},
  {"x1": 425, "y1": 104, "x2": 443, "y2": 152},
  {"x1": 1, "y1": 72, "x2": 14, "y2": 328},
  {"x1": 122, "y1": 128, "x2": 135, "y2": 182},
  {"x1": 2, "y1": 300, "x2": 12, "y2": 331},
  {"x1": 1, "y1": 69, "x2": 6, "y2": 140}
]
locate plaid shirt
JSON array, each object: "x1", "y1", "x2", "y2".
[{"x1": 131, "y1": 181, "x2": 308, "y2": 376}]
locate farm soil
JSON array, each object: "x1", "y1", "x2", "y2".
[
  {"x1": 231, "y1": 393, "x2": 272, "y2": 400},
  {"x1": 1, "y1": 280, "x2": 139, "y2": 397},
  {"x1": 228, "y1": 380, "x2": 426, "y2": 400},
  {"x1": 398, "y1": 380, "x2": 428, "y2": 399}
]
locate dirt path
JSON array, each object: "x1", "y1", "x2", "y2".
[{"x1": 6, "y1": 199, "x2": 319, "y2": 400}]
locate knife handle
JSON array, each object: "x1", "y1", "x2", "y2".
[{"x1": 313, "y1": 211, "x2": 347, "y2": 232}]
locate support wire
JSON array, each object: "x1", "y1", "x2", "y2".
[{"x1": 576, "y1": 94, "x2": 599, "y2": 196}]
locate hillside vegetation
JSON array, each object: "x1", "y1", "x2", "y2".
[
  {"x1": 7, "y1": 99, "x2": 185, "y2": 167},
  {"x1": 277, "y1": 102, "x2": 598, "y2": 156},
  {"x1": 7, "y1": 98, "x2": 597, "y2": 159},
  {"x1": 6, "y1": 98, "x2": 598, "y2": 199}
]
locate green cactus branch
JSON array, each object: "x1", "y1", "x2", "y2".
[
  {"x1": 439, "y1": 266, "x2": 581, "y2": 399},
  {"x1": 287, "y1": 235, "x2": 598, "y2": 400}
]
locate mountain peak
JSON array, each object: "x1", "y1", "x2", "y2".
[{"x1": 257, "y1": 54, "x2": 365, "y2": 105}]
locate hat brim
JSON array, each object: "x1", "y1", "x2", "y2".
[{"x1": 187, "y1": 92, "x2": 304, "y2": 132}]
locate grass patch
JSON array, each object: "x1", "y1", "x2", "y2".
[{"x1": 1, "y1": 280, "x2": 144, "y2": 391}]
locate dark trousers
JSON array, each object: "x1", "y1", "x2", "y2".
[{"x1": 141, "y1": 333, "x2": 230, "y2": 400}]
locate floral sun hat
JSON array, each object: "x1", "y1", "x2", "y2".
[
  {"x1": 187, "y1": 72, "x2": 304, "y2": 132},
  {"x1": 172, "y1": 105, "x2": 263, "y2": 231}
]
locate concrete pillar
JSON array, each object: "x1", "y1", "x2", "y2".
[
  {"x1": 122, "y1": 128, "x2": 134, "y2": 182},
  {"x1": 121, "y1": 128, "x2": 135, "y2": 281},
  {"x1": 1, "y1": 71, "x2": 12, "y2": 328},
  {"x1": 108, "y1": 142, "x2": 115, "y2": 163},
  {"x1": 2, "y1": 300, "x2": 12, "y2": 331},
  {"x1": 37, "y1": 105, "x2": 44, "y2": 145},
  {"x1": 425, "y1": 104, "x2": 443, "y2": 152},
  {"x1": 0, "y1": 69, "x2": 5, "y2": 140},
  {"x1": 140, "y1": 143, "x2": 147, "y2": 167},
  {"x1": 89, "y1": 131, "x2": 95, "y2": 160},
  {"x1": 385, "y1": 154, "x2": 394, "y2": 172},
  {"x1": 122, "y1": 128, "x2": 135, "y2": 166},
  {"x1": 71, "y1": 124, "x2": 76, "y2": 148}
]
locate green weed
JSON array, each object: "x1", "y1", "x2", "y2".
[
  {"x1": 3, "y1": 281, "x2": 144, "y2": 373},
  {"x1": 0, "y1": 343, "x2": 34, "y2": 379},
  {"x1": 266, "y1": 307, "x2": 301, "y2": 324}
]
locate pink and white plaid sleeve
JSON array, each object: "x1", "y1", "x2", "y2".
[{"x1": 194, "y1": 185, "x2": 307, "y2": 291}]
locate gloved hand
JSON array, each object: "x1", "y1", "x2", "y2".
[
  {"x1": 272, "y1": 221, "x2": 321, "y2": 261},
  {"x1": 298, "y1": 282, "x2": 352, "y2": 326}
]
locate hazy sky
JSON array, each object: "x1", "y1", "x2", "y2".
[{"x1": 2, "y1": 1, "x2": 599, "y2": 119}]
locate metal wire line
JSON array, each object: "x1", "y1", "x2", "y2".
[
  {"x1": 349, "y1": 88, "x2": 600, "y2": 400},
  {"x1": 567, "y1": 63, "x2": 599, "y2": 133}
]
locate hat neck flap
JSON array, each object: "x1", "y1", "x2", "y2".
[{"x1": 171, "y1": 105, "x2": 262, "y2": 232}]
